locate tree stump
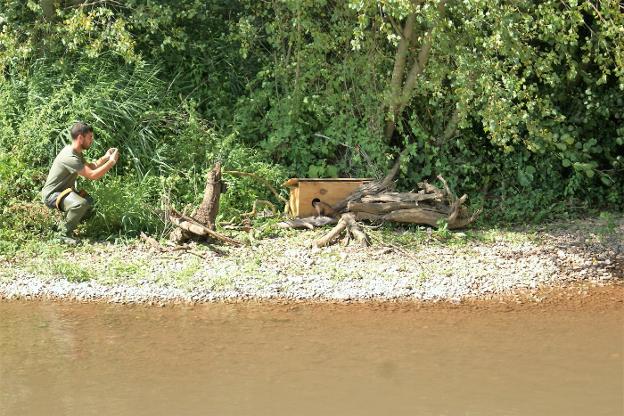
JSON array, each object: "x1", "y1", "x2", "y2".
[
  {"x1": 169, "y1": 162, "x2": 227, "y2": 245},
  {"x1": 194, "y1": 162, "x2": 223, "y2": 231}
]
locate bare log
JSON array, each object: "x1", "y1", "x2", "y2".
[
  {"x1": 360, "y1": 192, "x2": 438, "y2": 204},
  {"x1": 383, "y1": 208, "x2": 447, "y2": 227},
  {"x1": 347, "y1": 201, "x2": 419, "y2": 215},
  {"x1": 353, "y1": 212, "x2": 385, "y2": 222},
  {"x1": 380, "y1": 205, "x2": 477, "y2": 229}
]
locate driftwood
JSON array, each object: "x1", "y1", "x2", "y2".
[
  {"x1": 332, "y1": 155, "x2": 402, "y2": 213},
  {"x1": 360, "y1": 192, "x2": 438, "y2": 204},
  {"x1": 347, "y1": 201, "x2": 419, "y2": 215},
  {"x1": 348, "y1": 195, "x2": 472, "y2": 229},
  {"x1": 169, "y1": 209, "x2": 241, "y2": 246},
  {"x1": 314, "y1": 213, "x2": 369, "y2": 248},
  {"x1": 306, "y1": 153, "x2": 480, "y2": 247}
]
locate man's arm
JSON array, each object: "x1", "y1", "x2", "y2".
[
  {"x1": 79, "y1": 150, "x2": 119, "y2": 180},
  {"x1": 87, "y1": 155, "x2": 110, "y2": 169},
  {"x1": 87, "y1": 148, "x2": 117, "y2": 169}
]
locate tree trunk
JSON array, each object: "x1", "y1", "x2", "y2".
[
  {"x1": 40, "y1": 0, "x2": 56, "y2": 20},
  {"x1": 383, "y1": 1, "x2": 447, "y2": 142},
  {"x1": 384, "y1": 13, "x2": 416, "y2": 140}
]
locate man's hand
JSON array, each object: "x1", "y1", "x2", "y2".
[
  {"x1": 108, "y1": 148, "x2": 120, "y2": 164},
  {"x1": 105, "y1": 148, "x2": 118, "y2": 157}
]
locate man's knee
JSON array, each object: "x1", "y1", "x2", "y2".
[{"x1": 62, "y1": 192, "x2": 91, "y2": 215}]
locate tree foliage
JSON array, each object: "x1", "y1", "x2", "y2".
[{"x1": 0, "y1": 0, "x2": 622, "y2": 237}]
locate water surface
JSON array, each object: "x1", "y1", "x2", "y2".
[{"x1": 1, "y1": 294, "x2": 622, "y2": 415}]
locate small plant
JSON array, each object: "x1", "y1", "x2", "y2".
[
  {"x1": 52, "y1": 260, "x2": 93, "y2": 283},
  {"x1": 175, "y1": 258, "x2": 202, "y2": 286},
  {"x1": 432, "y1": 219, "x2": 452, "y2": 241},
  {"x1": 598, "y1": 212, "x2": 617, "y2": 234},
  {"x1": 209, "y1": 275, "x2": 235, "y2": 291}
]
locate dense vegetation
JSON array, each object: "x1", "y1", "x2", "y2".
[{"x1": 0, "y1": 0, "x2": 622, "y2": 241}]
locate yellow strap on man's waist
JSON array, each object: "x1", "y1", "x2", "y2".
[{"x1": 55, "y1": 188, "x2": 74, "y2": 211}]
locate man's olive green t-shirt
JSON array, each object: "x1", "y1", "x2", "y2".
[{"x1": 41, "y1": 145, "x2": 86, "y2": 202}]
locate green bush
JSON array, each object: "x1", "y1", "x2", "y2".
[{"x1": 80, "y1": 175, "x2": 163, "y2": 238}]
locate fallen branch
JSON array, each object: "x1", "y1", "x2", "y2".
[
  {"x1": 314, "y1": 213, "x2": 369, "y2": 248},
  {"x1": 170, "y1": 209, "x2": 242, "y2": 246},
  {"x1": 314, "y1": 215, "x2": 350, "y2": 247},
  {"x1": 344, "y1": 213, "x2": 370, "y2": 247}
]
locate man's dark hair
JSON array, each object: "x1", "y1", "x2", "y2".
[{"x1": 70, "y1": 122, "x2": 93, "y2": 140}]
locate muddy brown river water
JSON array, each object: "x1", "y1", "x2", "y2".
[{"x1": 1, "y1": 289, "x2": 622, "y2": 416}]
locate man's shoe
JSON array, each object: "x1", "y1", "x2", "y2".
[
  {"x1": 58, "y1": 236, "x2": 80, "y2": 246},
  {"x1": 51, "y1": 232, "x2": 80, "y2": 246}
]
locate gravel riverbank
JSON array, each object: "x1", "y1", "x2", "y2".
[{"x1": 1, "y1": 216, "x2": 622, "y2": 304}]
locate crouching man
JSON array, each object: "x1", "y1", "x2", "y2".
[{"x1": 41, "y1": 122, "x2": 120, "y2": 244}]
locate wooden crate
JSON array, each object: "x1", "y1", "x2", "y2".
[{"x1": 283, "y1": 178, "x2": 372, "y2": 218}]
